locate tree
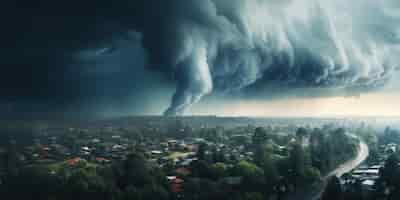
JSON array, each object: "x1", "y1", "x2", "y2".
[
  {"x1": 253, "y1": 127, "x2": 273, "y2": 173},
  {"x1": 296, "y1": 127, "x2": 309, "y2": 139},
  {"x1": 123, "y1": 185, "x2": 141, "y2": 200},
  {"x1": 191, "y1": 160, "x2": 214, "y2": 179},
  {"x1": 380, "y1": 153, "x2": 400, "y2": 187},
  {"x1": 5, "y1": 140, "x2": 19, "y2": 176},
  {"x1": 243, "y1": 192, "x2": 264, "y2": 200},
  {"x1": 289, "y1": 143, "x2": 310, "y2": 182},
  {"x1": 261, "y1": 153, "x2": 280, "y2": 188},
  {"x1": 183, "y1": 178, "x2": 221, "y2": 200},
  {"x1": 197, "y1": 143, "x2": 207, "y2": 161},
  {"x1": 232, "y1": 161, "x2": 265, "y2": 189},
  {"x1": 254, "y1": 143, "x2": 270, "y2": 166},
  {"x1": 310, "y1": 128, "x2": 325, "y2": 171},
  {"x1": 252, "y1": 142, "x2": 279, "y2": 187},
  {"x1": 212, "y1": 147, "x2": 225, "y2": 163},
  {"x1": 382, "y1": 126, "x2": 400, "y2": 145},
  {"x1": 303, "y1": 167, "x2": 321, "y2": 183},
  {"x1": 116, "y1": 152, "x2": 152, "y2": 188},
  {"x1": 253, "y1": 127, "x2": 268, "y2": 146},
  {"x1": 322, "y1": 176, "x2": 343, "y2": 200},
  {"x1": 65, "y1": 166, "x2": 109, "y2": 200},
  {"x1": 139, "y1": 184, "x2": 169, "y2": 200},
  {"x1": 210, "y1": 163, "x2": 227, "y2": 180},
  {"x1": 4, "y1": 166, "x2": 62, "y2": 200}
]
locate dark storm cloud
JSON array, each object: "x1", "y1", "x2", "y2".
[
  {"x1": 1, "y1": 1, "x2": 148, "y2": 117},
  {"x1": 2, "y1": 0, "x2": 400, "y2": 117},
  {"x1": 130, "y1": 0, "x2": 400, "y2": 115}
]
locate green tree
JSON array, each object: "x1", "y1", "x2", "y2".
[
  {"x1": 253, "y1": 143, "x2": 280, "y2": 187},
  {"x1": 210, "y1": 162, "x2": 227, "y2": 180},
  {"x1": 5, "y1": 140, "x2": 19, "y2": 176},
  {"x1": 296, "y1": 127, "x2": 309, "y2": 139},
  {"x1": 289, "y1": 143, "x2": 311, "y2": 182},
  {"x1": 322, "y1": 176, "x2": 343, "y2": 200},
  {"x1": 253, "y1": 127, "x2": 268, "y2": 146},
  {"x1": 303, "y1": 167, "x2": 321, "y2": 183},
  {"x1": 232, "y1": 161, "x2": 265, "y2": 189},
  {"x1": 191, "y1": 160, "x2": 213, "y2": 178},
  {"x1": 254, "y1": 142, "x2": 272, "y2": 166},
  {"x1": 139, "y1": 184, "x2": 169, "y2": 200},
  {"x1": 65, "y1": 167, "x2": 109, "y2": 200},
  {"x1": 243, "y1": 192, "x2": 264, "y2": 200},
  {"x1": 123, "y1": 185, "x2": 141, "y2": 200},
  {"x1": 380, "y1": 153, "x2": 400, "y2": 187},
  {"x1": 197, "y1": 143, "x2": 207, "y2": 161},
  {"x1": 116, "y1": 152, "x2": 152, "y2": 188},
  {"x1": 310, "y1": 128, "x2": 325, "y2": 171},
  {"x1": 4, "y1": 166, "x2": 62, "y2": 200}
]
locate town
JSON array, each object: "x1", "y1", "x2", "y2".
[{"x1": 0, "y1": 116, "x2": 400, "y2": 200}]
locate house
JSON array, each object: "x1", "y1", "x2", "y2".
[
  {"x1": 179, "y1": 158, "x2": 198, "y2": 167},
  {"x1": 81, "y1": 146, "x2": 90, "y2": 152},
  {"x1": 112, "y1": 144, "x2": 125, "y2": 150},
  {"x1": 170, "y1": 178, "x2": 184, "y2": 193},
  {"x1": 91, "y1": 138, "x2": 101, "y2": 144},
  {"x1": 175, "y1": 167, "x2": 191, "y2": 176},
  {"x1": 66, "y1": 157, "x2": 86, "y2": 167},
  {"x1": 184, "y1": 144, "x2": 197, "y2": 152},
  {"x1": 111, "y1": 135, "x2": 121, "y2": 141},
  {"x1": 361, "y1": 179, "x2": 377, "y2": 197},
  {"x1": 352, "y1": 168, "x2": 380, "y2": 179},
  {"x1": 166, "y1": 176, "x2": 177, "y2": 181},
  {"x1": 168, "y1": 140, "x2": 178, "y2": 145},
  {"x1": 368, "y1": 165, "x2": 383, "y2": 170},
  {"x1": 95, "y1": 157, "x2": 111, "y2": 164},
  {"x1": 362, "y1": 179, "x2": 376, "y2": 189},
  {"x1": 385, "y1": 143, "x2": 397, "y2": 154},
  {"x1": 193, "y1": 138, "x2": 206, "y2": 143},
  {"x1": 151, "y1": 150, "x2": 163, "y2": 155}
]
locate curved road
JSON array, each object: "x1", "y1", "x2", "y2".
[
  {"x1": 284, "y1": 139, "x2": 369, "y2": 200},
  {"x1": 313, "y1": 140, "x2": 369, "y2": 200},
  {"x1": 326, "y1": 141, "x2": 369, "y2": 178}
]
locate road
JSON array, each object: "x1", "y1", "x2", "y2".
[
  {"x1": 283, "y1": 139, "x2": 369, "y2": 200},
  {"x1": 325, "y1": 141, "x2": 369, "y2": 178},
  {"x1": 312, "y1": 140, "x2": 369, "y2": 200}
]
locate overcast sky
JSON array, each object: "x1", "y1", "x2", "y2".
[{"x1": 1, "y1": 0, "x2": 399, "y2": 118}]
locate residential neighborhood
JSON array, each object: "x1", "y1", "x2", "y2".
[{"x1": 1, "y1": 117, "x2": 400, "y2": 200}]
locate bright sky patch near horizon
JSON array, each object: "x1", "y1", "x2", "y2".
[{"x1": 190, "y1": 92, "x2": 400, "y2": 117}]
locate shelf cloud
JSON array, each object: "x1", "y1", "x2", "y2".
[
  {"x1": 130, "y1": 0, "x2": 400, "y2": 115},
  {"x1": 2, "y1": 0, "x2": 400, "y2": 117}
]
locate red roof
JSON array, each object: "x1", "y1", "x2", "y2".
[
  {"x1": 66, "y1": 157, "x2": 82, "y2": 166},
  {"x1": 43, "y1": 147, "x2": 51, "y2": 151},
  {"x1": 172, "y1": 178, "x2": 184, "y2": 184},
  {"x1": 171, "y1": 183, "x2": 183, "y2": 193}
]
